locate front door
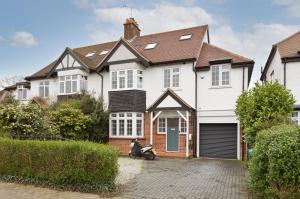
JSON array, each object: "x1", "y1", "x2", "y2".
[{"x1": 167, "y1": 118, "x2": 179, "y2": 152}]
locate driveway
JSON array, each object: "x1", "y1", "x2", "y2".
[{"x1": 123, "y1": 158, "x2": 248, "y2": 199}]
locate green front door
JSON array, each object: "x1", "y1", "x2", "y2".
[{"x1": 167, "y1": 118, "x2": 179, "y2": 152}]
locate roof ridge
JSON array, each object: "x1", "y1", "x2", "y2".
[
  {"x1": 73, "y1": 40, "x2": 117, "y2": 51},
  {"x1": 203, "y1": 42, "x2": 252, "y2": 61},
  {"x1": 275, "y1": 31, "x2": 300, "y2": 46},
  {"x1": 135, "y1": 24, "x2": 208, "y2": 39}
]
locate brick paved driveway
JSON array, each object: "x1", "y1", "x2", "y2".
[{"x1": 123, "y1": 158, "x2": 248, "y2": 199}]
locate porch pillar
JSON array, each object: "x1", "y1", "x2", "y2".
[
  {"x1": 186, "y1": 111, "x2": 189, "y2": 157},
  {"x1": 150, "y1": 111, "x2": 153, "y2": 145}
]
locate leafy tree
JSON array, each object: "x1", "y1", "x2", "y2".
[{"x1": 235, "y1": 81, "x2": 295, "y2": 144}]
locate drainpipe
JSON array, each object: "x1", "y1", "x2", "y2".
[{"x1": 193, "y1": 62, "x2": 198, "y2": 157}]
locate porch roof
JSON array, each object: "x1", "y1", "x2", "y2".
[{"x1": 147, "y1": 89, "x2": 195, "y2": 112}]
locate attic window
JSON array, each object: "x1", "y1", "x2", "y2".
[
  {"x1": 85, "y1": 52, "x2": 96, "y2": 57},
  {"x1": 144, "y1": 43, "x2": 157, "y2": 50},
  {"x1": 180, "y1": 34, "x2": 192, "y2": 41},
  {"x1": 99, "y1": 50, "x2": 109, "y2": 55}
]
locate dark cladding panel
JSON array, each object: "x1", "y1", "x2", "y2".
[{"x1": 109, "y1": 90, "x2": 146, "y2": 112}]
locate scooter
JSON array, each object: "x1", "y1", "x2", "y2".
[{"x1": 129, "y1": 138, "x2": 156, "y2": 160}]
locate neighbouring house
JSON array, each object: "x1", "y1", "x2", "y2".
[
  {"x1": 260, "y1": 31, "x2": 300, "y2": 124},
  {"x1": 6, "y1": 18, "x2": 254, "y2": 159},
  {"x1": 0, "y1": 90, "x2": 10, "y2": 102}
]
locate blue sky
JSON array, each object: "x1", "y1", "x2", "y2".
[{"x1": 0, "y1": 0, "x2": 300, "y2": 84}]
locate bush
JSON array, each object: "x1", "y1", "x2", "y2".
[
  {"x1": 0, "y1": 139, "x2": 119, "y2": 192},
  {"x1": 50, "y1": 104, "x2": 91, "y2": 140},
  {"x1": 249, "y1": 124, "x2": 300, "y2": 198},
  {"x1": 235, "y1": 81, "x2": 295, "y2": 144},
  {"x1": 0, "y1": 103, "x2": 57, "y2": 138}
]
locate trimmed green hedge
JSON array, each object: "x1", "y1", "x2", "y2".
[
  {"x1": 0, "y1": 139, "x2": 119, "y2": 192},
  {"x1": 249, "y1": 124, "x2": 300, "y2": 198}
]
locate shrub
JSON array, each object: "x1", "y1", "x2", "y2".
[
  {"x1": 50, "y1": 104, "x2": 91, "y2": 140},
  {"x1": 0, "y1": 103, "x2": 56, "y2": 138},
  {"x1": 0, "y1": 139, "x2": 119, "y2": 192},
  {"x1": 249, "y1": 124, "x2": 300, "y2": 198},
  {"x1": 235, "y1": 81, "x2": 295, "y2": 144}
]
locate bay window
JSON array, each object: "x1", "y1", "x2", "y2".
[
  {"x1": 110, "y1": 112, "x2": 144, "y2": 137},
  {"x1": 212, "y1": 64, "x2": 230, "y2": 87},
  {"x1": 39, "y1": 81, "x2": 49, "y2": 98},
  {"x1": 59, "y1": 75, "x2": 87, "y2": 95},
  {"x1": 110, "y1": 69, "x2": 143, "y2": 90},
  {"x1": 164, "y1": 67, "x2": 180, "y2": 88}
]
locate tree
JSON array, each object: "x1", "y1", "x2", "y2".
[{"x1": 235, "y1": 81, "x2": 295, "y2": 144}]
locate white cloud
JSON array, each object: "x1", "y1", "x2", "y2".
[
  {"x1": 10, "y1": 31, "x2": 38, "y2": 48},
  {"x1": 76, "y1": 0, "x2": 300, "y2": 84},
  {"x1": 273, "y1": 0, "x2": 300, "y2": 18}
]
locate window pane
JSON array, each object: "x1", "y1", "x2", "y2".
[
  {"x1": 127, "y1": 120, "x2": 132, "y2": 136},
  {"x1": 164, "y1": 69, "x2": 171, "y2": 88},
  {"x1": 18, "y1": 89, "x2": 22, "y2": 100},
  {"x1": 127, "y1": 70, "x2": 133, "y2": 88},
  {"x1": 59, "y1": 76, "x2": 65, "y2": 81},
  {"x1": 112, "y1": 72, "x2": 117, "y2": 89},
  {"x1": 45, "y1": 86, "x2": 49, "y2": 97},
  {"x1": 119, "y1": 120, "x2": 125, "y2": 136},
  {"x1": 66, "y1": 81, "x2": 71, "y2": 93},
  {"x1": 292, "y1": 112, "x2": 298, "y2": 117},
  {"x1": 72, "y1": 75, "x2": 78, "y2": 80},
  {"x1": 39, "y1": 86, "x2": 44, "y2": 97},
  {"x1": 119, "y1": 76, "x2": 125, "y2": 89},
  {"x1": 45, "y1": 81, "x2": 49, "y2": 86},
  {"x1": 136, "y1": 120, "x2": 142, "y2": 136},
  {"x1": 222, "y1": 71, "x2": 229, "y2": 85},
  {"x1": 112, "y1": 120, "x2": 117, "y2": 136},
  {"x1": 173, "y1": 74, "x2": 179, "y2": 87},
  {"x1": 60, "y1": 82, "x2": 64, "y2": 94},
  {"x1": 159, "y1": 118, "x2": 166, "y2": 132},
  {"x1": 72, "y1": 80, "x2": 77, "y2": 92},
  {"x1": 23, "y1": 89, "x2": 27, "y2": 99},
  {"x1": 212, "y1": 65, "x2": 219, "y2": 86},
  {"x1": 119, "y1": 113, "x2": 125, "y2": 117},
  {"x1": 180, "y1": 119, "x2": 187, "y2": 132}
]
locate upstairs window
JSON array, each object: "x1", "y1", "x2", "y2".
[
  {"x1": 39, "y1": 81, "x2": 49, "y2": 98},
  {"x1": 144, "y1": 43, "x2": 157, "y2": 50},
  {"x1": 164, "y1": 67, "x2": 180, "y2": 88},
  {"x1": 180, "y1": 34, "x2": 192, "y2": 40},
  {"x1": 292, "y1": 111, "x2": 299, "y2": 125},
  {"x1": 17, "y1": 85, "x2": 27, "y2": 100},
  {"x1": 59, "y1": 75, "x2": 87, "y2": 95},
  {"x1": 211, "y1": 64, "x2": 230, "y2": 87},
  {"x1": 111, "y1": 69, "x2": 143, "y2": 90},
  {"x1": 99, "y1": 50, "x2": 109, "y2": 55}
]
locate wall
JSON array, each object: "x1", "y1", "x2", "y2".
[
  {"x1": 286, "y1": 61, "x2": 300, "y2": 105},
  {"x1": 265, "y1": 49, "x2": 284, "y2": 84},
  {"x1": 30, "y1": 78, "x2": 58, "y2": 103}
]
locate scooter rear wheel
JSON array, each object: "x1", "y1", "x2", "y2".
[{"x1": 144, "y1": 151, "x2": 155, "y2": 160}]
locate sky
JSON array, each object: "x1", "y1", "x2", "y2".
[{"x1": 0, "y1": 0, "x2": 300, "y2": 85}]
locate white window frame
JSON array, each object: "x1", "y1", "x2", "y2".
[
  {"x1": 110, "y1": 69, "x2": 143, "y2": 90},
  {"x1": 163, "y1": 67, "x2": 180, "y2": 89},
  {"x1": 59, "y1": 75, "x2": 87, "y2": 95},
  {"x1": 110, "y1": 112, "x2": 144, "y2": 138},
  {"x1": 39, "y1": 81, "x2": 50, "y2": 98},
  {"x1": 157, "y1": 118, "x2": 167, "y2": 134},
  {"x1": 179, "y1": 117, "x2": 187, "y2": 134},
  {"x1": 211, "y1": 64, "x2": 231, "y2": 88},
  {"x1": 17, "y1": 85, "x2": 27, "y2": 100}
]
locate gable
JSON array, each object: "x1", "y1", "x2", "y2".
[
  {"x1": 56, "y1": 53, "x2": 82, "y2": 70},
  {"x1": 108, "y1": 44, "x2": 137, "y2": 62},
  {"x1": 157, "y1": 95, "x2": 182, "y2": 108}
]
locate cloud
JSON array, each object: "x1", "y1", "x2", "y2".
[
  {"x1": 90, "y1": 2, "x2": 215, "y2": 42},
  {"x1": 211, "y1": 23, "x2": 300, "y2": 85},
  {"x1": 10, "y1": 31, "x2": 38, "y2": 48},
  {"x1": 273, "y1": 0, "x2": 300, "y2": 18}
]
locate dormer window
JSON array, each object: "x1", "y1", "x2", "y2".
[
  {"x1": 144, "y1": 43, "x2": 157, "y2": 50},
  {"x1": 99, "y1": 50, "x2": 109, "y2": 55},
  {"x1": 180, "y1": 34, "x2": 192, "y2": 40},
  {"x1": 85, "y1": 52, "x2": 96, "y2": 57},
  {"x1": 110, "y1": 69, "x2": 143, "y2": 90},
  {"x1": 211, "y1": 64, "x2": 230, "y2": 87}
]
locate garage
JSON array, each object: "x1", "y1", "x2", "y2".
[{"x1": 199, "y1": 123, "x2": 237, "y2": 159}]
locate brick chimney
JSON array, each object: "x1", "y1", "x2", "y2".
[{"x1": 123, "y1": 18, "x2": 140, "y2": 40}]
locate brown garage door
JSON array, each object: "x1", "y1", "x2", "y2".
[{"x1": 199, "y1": 123, "x2": 237, "y2": 159}]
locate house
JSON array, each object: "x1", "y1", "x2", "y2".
[
  {"x1": 260, "y1": 31, "x2": 300, "y2": 124},
  {"x1": 7, "y1": 18, "x2": 254, "y2": 159}
]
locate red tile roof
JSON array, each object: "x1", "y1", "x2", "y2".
[{"x1": 276, "y1": 31, "x2": 300, "y2": 58}]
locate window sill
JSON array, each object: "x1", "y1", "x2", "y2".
[
  {"x1": 109, "y1": 136, "x2": 145, "y2": 139},
  {"x1": 157, "y1": 132, "x2": 166, "y2": 135},
  {"x1": 209, "y1": 85, "x2": 231, "y2": 89},
  {"x1": 161, "y1": 87, "x2": 182, "y2": 92}
]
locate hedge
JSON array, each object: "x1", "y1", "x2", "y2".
[
  {"x1": 249, "y1": 124, "x2": 300, "y2": 198},
  {"x1": 0, "y1": 139, "x2": 119, "y2": 192}
]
